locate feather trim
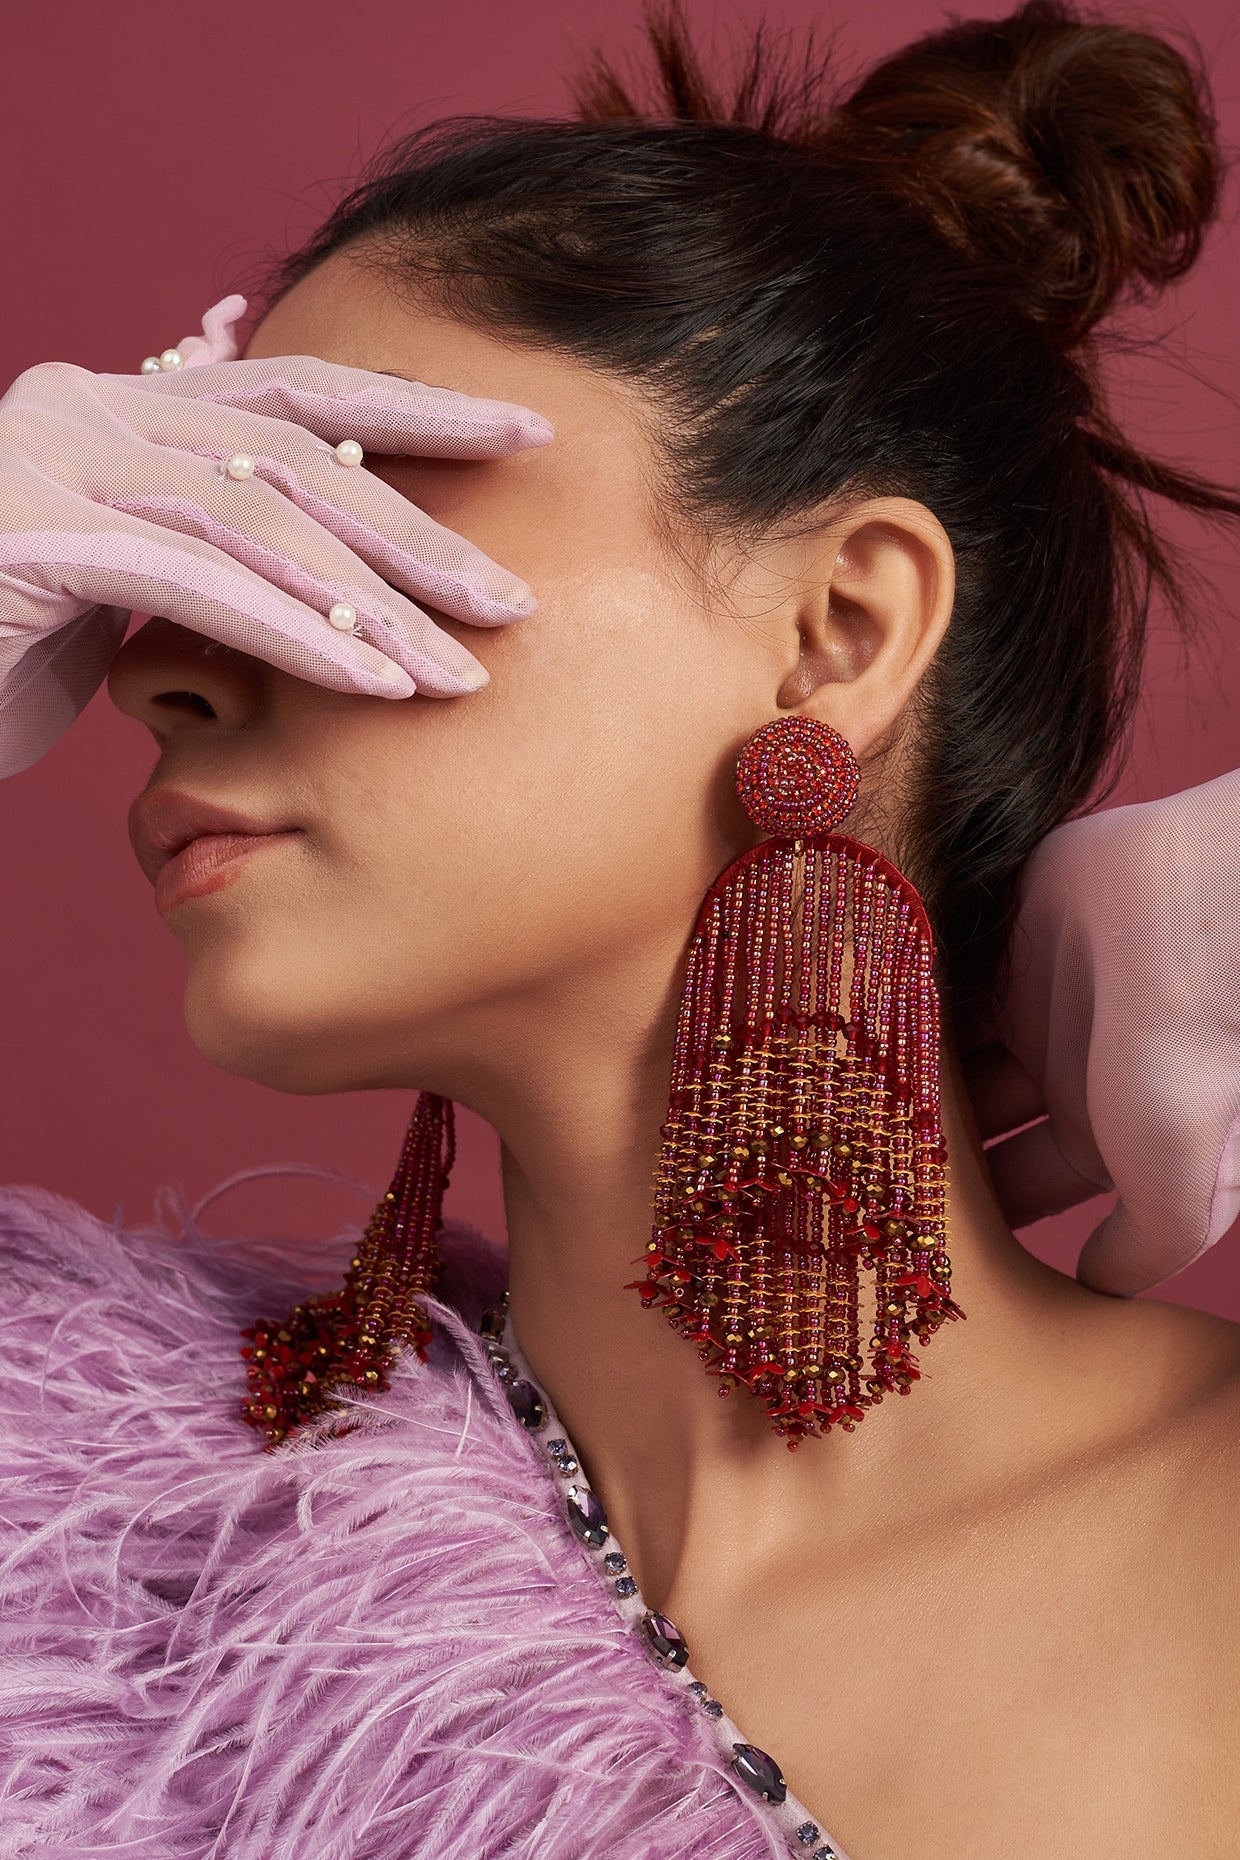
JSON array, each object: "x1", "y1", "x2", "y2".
[{"x1": 0, "y1": 1184, "x2": 785, "y2": 1859}]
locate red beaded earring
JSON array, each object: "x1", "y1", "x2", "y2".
[
  {"x1": 239, "y1": 1092, "x2": 455, "y2": 1450},
  {"x1": 627, "y1": 715, "x2": 965, "y2": 1448}
]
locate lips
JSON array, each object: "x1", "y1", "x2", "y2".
[{"x1": 129, "y1": 787, "x2": 302, "y2": 912}]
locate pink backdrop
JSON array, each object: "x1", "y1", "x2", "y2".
[{"x1": 2, "y1": 0, "x2": 1237, "y2": 1313}]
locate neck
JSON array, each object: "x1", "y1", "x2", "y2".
[{"x1": 453, "y1": 957, "x2": 1115, "y2": 1618}]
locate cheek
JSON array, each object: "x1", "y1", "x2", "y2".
[{"x1": 179, "y1": 571, "x2": 756, "y2": 1089}]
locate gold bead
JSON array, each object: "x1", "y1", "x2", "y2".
[{"x1": 790, "y1": 1135, "x2": 808, "y2": 1150}]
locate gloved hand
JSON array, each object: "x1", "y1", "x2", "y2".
[
  {"x1": 967, "y1": 769, "x2": 1240, "y2": 1295},
  {"x1": 0, "y1": 294, "x2": 553, "y2": 779}
]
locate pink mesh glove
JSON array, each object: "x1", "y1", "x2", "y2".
[
  {"x1": 0, "y1": 294, "x2": 554, "y2": 778},
  {"x1": 968, "y1": 770, "x2": 1240, "y2": 1295}
]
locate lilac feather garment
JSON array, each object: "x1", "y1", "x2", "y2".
[{"x1": 0, "y1": 1183, "x2": 790, "y2": 1859}]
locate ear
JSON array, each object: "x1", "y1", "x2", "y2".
[{"x1": 768, "y1": 496, "x2": 955, "y2": 757}]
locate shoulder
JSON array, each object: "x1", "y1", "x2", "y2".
[
  {"x1": 1118, "y1": 1291, "x2": 1240, "y2": 1401},
  {"x1": 1103, "y1": 1292, "x2": 1240, "y2": 1537},
  {"x1": 1123, "y1": 1298, "x2": 1240, "y2": 1684}
]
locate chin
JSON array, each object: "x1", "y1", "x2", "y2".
[{"x1": 182, "y1": 964, "x2": 361, "y2": 1095}]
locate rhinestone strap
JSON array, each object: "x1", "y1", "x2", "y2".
[{"x1": 478, "y1": 1293, "x2": 852, "y2": 1860}]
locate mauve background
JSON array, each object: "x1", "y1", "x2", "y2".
[{"x1": 1, "y1": 0, "x2": 1237, "y2": 1312}]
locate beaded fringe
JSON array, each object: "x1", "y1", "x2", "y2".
[
  {"x1": 240, "y1": 1093, "x2": 456, "y2": 1449},
  {"x1": 629, "y1": 834, "x2": 964, "y2": 1448}
]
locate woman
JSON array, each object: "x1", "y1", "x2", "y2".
[{"x1": 2, "y1": 4, "x2": 1238, "y2": 1855}]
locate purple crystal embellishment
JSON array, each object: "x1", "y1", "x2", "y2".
[
  {"x1": 642, "y1": 1611, "x2": 689, "y2": 1669},
  {"x1": 565, "y1": 1484, "x2": 609, "y2": 1546},
  {"x1": 731, "y1": 1742, "x2": 787, "y2": 1804},
  {"x1": 505, "y1": 1379, "x2": 547, "y2": 1430}
]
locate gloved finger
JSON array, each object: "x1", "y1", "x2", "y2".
[
  {"x1": 95, "y1": 458, "x2": 501, "y2": 690},
  {"x1": 174, "y1": 294, "x2": 247, "y2": 368},
  {"x1": 126, "y1": 353, "x2": 555, "y2": 460},
  {"x1": 113, "y1": 409, "x2": 536, "y2": 628},
  {"x1": 1077, "y1": 1085, "x2": 1240, "y2": 1296},
  {"x1": 983, "y1": 1116, "x2": 1111, "y2": 1230},
  {"x1": 1075, "y1": 1202, "x2": 1191, "y2": 1298},
  {"x1": 0, "y1": 517, "x2": 426, "y2": 747},
  {"x1": 2, "y1": 511, "x2": 483, "y2": 699},
  {"x1": 961, "y1": 1041, "x2": 1047, "y2": 1139}
]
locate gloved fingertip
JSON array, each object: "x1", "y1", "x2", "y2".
[
  {"x1": 451, "y1": 579, "x2": 536, "y2": 624},
  {"x1": 1076, "y1": 1209, "x2": 1164, "y2": 1299},
  {"x1": 346, "y1": 641, "x2": 416, "y2": 694},
  {"x1": 518, "y1": 414, "x2": 555, "y2": 446},
  {"x1": 413, "y1": 658, "x2": 490, "y2": 696},
  {"x1": 178, "y1": 294, "x2": 249, "y2": 368},
  {"x1": 373, "y1": 653, "x2": 416, "y2": 691}
]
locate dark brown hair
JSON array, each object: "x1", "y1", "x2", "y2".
[{"x1": 265, "y1": 0, "x2": 1238, "y2": 1024}]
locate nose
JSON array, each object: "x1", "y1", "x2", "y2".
[{"x1": 108, "y1": 616, "x2": 268, "y2": 742}]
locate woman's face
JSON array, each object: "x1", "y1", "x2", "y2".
[{"x1": 107, "y1": 246, "x2": 786, "y2": 1100}]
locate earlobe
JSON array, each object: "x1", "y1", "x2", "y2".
[{"x1": 777, "y1": 498, "x2": 955, "y2": 756}]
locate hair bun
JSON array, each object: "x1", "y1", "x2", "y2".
[{"x1": 825, "y1": 0, "x2": 1221, "y2": 348}]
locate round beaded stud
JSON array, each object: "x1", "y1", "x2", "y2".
[
  {"x1": 158, "y1": 348, "x2": 185, "y2": 372},
  {"x1": 327, "y1": 603, "x2": 359, "y2": 632},
  {"x1": 226, "y1": 452, "x2": 256, "y2": 481},
  {"x1": 334, "y1": 438, "x2": 364, "y2": 467},
  {"x1": 139, "y1": 356, "x2": 162, "y2": 375},
  {"x1": 734, "y1": 715, "x2": 859, "y2": 837}
]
